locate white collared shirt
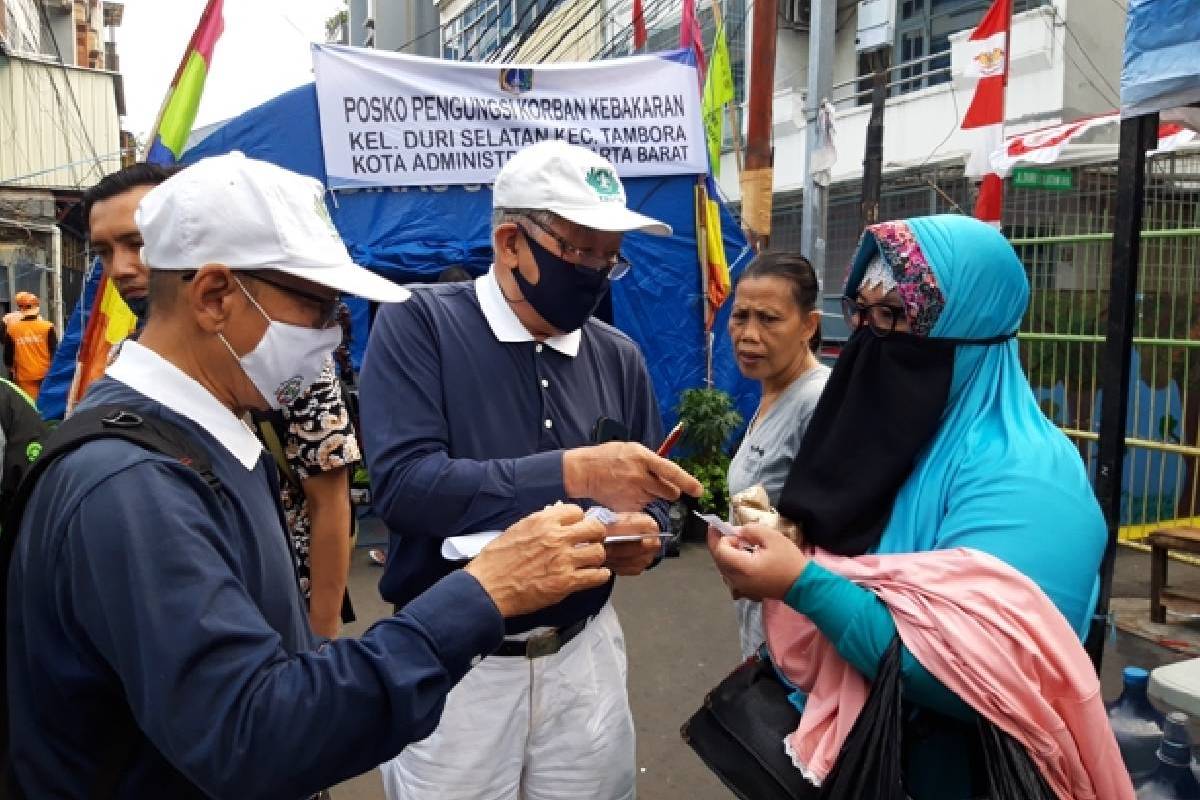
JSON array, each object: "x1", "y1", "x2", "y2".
[
  {"x1": 475, "y1": 268, "x2": 581, "y2": 357},
  {"x1": 105, "y1": 340, "x2": 264, "y2": 470}
]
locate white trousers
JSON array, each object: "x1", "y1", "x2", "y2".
[{"x1": 380, "y1": 602, "x2": 636, "y2": 800}]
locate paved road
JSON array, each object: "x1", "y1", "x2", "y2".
[
  {"x1": 333, "y1": 527, "x2": 1179, "y2": 798},
  {"x1": 334, "y1": 533, "x2": 741, "y2": 799}
]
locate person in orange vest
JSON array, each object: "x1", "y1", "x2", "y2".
[{"x1": 4, "y1": 292, "x2": 57, "y2": 401}]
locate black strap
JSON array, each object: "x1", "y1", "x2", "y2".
[
  {"x1": 0, "y1": 405, "x2": 223, "y2": 799},
  {"x1": 492, "y1": 616, "x2": 590, "y2": 658}
]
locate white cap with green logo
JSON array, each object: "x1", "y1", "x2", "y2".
[
  {"x1": 492, "y1": 141, "x2": 672, "y2": 237},
  {"x1": 137, "y1": 151, "x2": 410, "y2": 303}
]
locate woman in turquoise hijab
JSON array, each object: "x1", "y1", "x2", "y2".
[{"x1": 707, "y1": 215, "x2": 1106, "y2": 797}]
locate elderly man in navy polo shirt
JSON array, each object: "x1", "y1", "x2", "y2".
[
  {"x1": 6, "y1": 152, "x2": 616, "y2": 798},
  {"x1": 362, "y1": 141, "x2": 703, "y2": 800}
]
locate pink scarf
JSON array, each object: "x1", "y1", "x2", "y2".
[{"x1": 763, "y1": 547, "x2": 1134, "y2": 800}]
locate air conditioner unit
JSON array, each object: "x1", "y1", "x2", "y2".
[
  {"x1": 856, "y1": 0, "x2": 894, "y2": 53},
  {"x1": 780, "y1": 0, "x2": 811, "y2": 31}
]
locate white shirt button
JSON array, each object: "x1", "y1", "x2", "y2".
[
  {"x1": 540, "y1": 379, "x2": 549, "y2": 389},
  {"x1": 544, "y1": 419, "x2": 553, "y2": 429},
  {"x1": 535, "y1": 343, "x2": 544, "y2": 353}
]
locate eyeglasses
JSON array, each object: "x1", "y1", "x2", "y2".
[
  {"x1": 248, "y1": 271, "x2": 341, "y2": 328},
  {"x1": 841, "y1": 296, "x2": 907, "y2": 338},
  {"x1": 519, "y1": 215, "x2": 631, "y2": 280}
]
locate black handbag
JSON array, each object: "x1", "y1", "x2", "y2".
[
  {"x1": 680, "y1": 653, "x2": 819, "y2": 800},
  {"x1": 683, "y1": 636, "x2": 1057, "y2": 800}
]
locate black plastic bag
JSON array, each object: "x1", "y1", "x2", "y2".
[
  {"x1": 817, "y1": 638, "x2": 907, "y2": 800},
  {"x1": 978, "y1": 717, "x2": 1057, "y2": 800},
  {"x1": 818, "y1": 636, "x2": 1056, "y2": 800}
]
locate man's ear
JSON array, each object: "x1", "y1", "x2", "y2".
[
  {"x1": 188, "y1": 264, "x2": 239, "y2": 334},
  {"x1": 493, "y1": 223, "x2": 521, "y2": 269}
]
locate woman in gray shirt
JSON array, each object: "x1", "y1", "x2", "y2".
[{"x1": 726, "y1": 253, "x2": 830, "y2": 659}]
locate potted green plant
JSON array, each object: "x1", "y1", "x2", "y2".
[{"x1": 671, "y1": 387, "x2": 743, "y2": 540}]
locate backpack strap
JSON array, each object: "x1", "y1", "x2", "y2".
[
  {"x1": 0, "y1": 405, "x2": 223, "y2": 800},
  {"x1": 252, "y1": 411, "x2": 303, "y2": 494}
]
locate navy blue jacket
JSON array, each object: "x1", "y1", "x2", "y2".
[
  {"x1": 6, "y1": 378, "x2": 503, "y2": 798},
  {"x1": 360, "y1": 281, "x2": 667, "y2": 633}
]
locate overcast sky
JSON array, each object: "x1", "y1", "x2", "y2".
[{"x1": 118, "y1": 0, "x2": 344, "y2": 144}]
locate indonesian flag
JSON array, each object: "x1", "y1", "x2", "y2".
[
  {"x1": 960, "y1": 0, "x2": 1011, "y2": 226},
  {"x1": 990, "y1": 111, "x2": 1198, "y2": 177}
]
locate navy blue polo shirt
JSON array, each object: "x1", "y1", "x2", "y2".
[
  {"x1": 6, "y1": 342, "x2": 503, "y2": 798},
  {"x1": 360, "y1": 272, "x2": 667, "y2": 634}
]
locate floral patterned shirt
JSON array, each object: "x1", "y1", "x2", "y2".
[{"x1": 278, "y1": 359, "x2": 361, "y2": 600}]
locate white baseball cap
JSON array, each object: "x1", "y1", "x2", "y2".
[
  {"x1": 136, "y1": 152, "x2": 410, "y2": 303},
  {"x1": 492, "y1": 141, "x2": 672, "y2": 237}
]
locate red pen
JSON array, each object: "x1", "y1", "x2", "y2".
[{"x1": 656, "y1": 421, "x2": 686, "y2": 457}]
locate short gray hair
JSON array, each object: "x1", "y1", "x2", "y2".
[{"x1": 491, "y1": 207, "x2": 561, "y2": 234}]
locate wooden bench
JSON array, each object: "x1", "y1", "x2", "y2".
[{"x1": 1149, "y1": 527, "x2": 1200, "y2": 624}]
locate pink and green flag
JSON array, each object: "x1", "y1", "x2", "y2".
[{"x1": 145, "y1": 0, "x2": 225, "y2": 165}]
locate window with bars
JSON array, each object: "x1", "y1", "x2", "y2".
[{"x1": 854, "y1": 0, "x2": 1048, "y2": 102}]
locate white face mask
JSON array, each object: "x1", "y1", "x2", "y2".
[{"x1": 220, "y1": 278, "x2": 342, "y2": 409}]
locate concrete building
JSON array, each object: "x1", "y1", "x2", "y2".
[
  {"x1": 430, "y1": 0, "x2": 746, "y2": 110},
  {"x1": 713, "y1": 0, "x2": 1127, "y2": 289},
  {"x1": 0, "y1": 0, "x2": 127, "y2": 328},
  {"x1": 349, "y1": 0, "x2": 441, "y2": 57}
]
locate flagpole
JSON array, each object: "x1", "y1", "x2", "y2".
[
  {"x1": 696, "y1": 178, "x2": 714, "y2": 387},
  {"x1": 708, "y1": 0, "x2": 744, "y2": 179},
  {"x1": 997, "y1": 0, "x2": 1012, "y2": 218}
]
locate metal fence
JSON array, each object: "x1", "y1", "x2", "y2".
[
  {"x1": 769, "y1": 149, "x2": 1200, "y2": 540},
  {"x1": 1008, "y1": 152, "x2": 1200, "y2": 540}
]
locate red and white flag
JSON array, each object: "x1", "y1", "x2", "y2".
[
  {"x1": 960, "y1": 0, "x2": 1011, "y2": 226},
  {"x1": 990, "y1": 111, "x2": 1198, "y2": 177},
  {"x1": 632, "y1": 0, "x2": 647, "y2": 51}
]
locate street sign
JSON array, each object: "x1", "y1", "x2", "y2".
[{"x1": 1011, "y1": 167, "x2": 1074, "y2": 191}]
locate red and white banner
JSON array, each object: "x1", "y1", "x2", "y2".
[
  {"x1": 960, "y1": 0, "x2": 1011, "y2": 225},
  {"x1": 991, "y1": 111, "x2": 1198, "y2": 177}
]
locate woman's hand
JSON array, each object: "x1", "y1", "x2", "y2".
[{"x1": 707, "y1": 523, "x2": 810, "y2": 602}]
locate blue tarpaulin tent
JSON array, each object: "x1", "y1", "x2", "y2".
[
  {"x1": 178, "y1": 82, "x2": 758, "y2": 432},
  {"x1": 1121, "y1": 0, "x2": 1200, "y2": 117}
]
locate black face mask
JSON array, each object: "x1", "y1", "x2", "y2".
[
  {"x1": 511, "y1": 229, "x2": 611, "y2": 334},
  {"x1": 124, "y1": 295, "x2": 149, "y2": 321},
  {"x1": 777, "y1": 325, "x2": 1015, "y2": 556}
]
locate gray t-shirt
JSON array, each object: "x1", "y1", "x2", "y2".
[
  {"x1": 727, "y1": 363, "x2": 830, "y2": 660},
  {"x1": 728, "y1": 363, "x2": 831, "y2": 505}
]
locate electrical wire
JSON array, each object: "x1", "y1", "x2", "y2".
[
  {"x1": 0, "y1": 149, "x2": 132, "y2": 187},
  {"x1": 15, "y1": 53, "x2": 91, "y2": 187},
  {"x1": 593, "y1": 0, "x2": 685, "y2": 60},
  {"x1": 504, "y1": 0, "x2": 565, "y2": 62},
  {"x1": 534, "y1": 0, "x2": 618, "y2": 62},
  {"x1": 486, "y1": 0, "x2": 551, "y2": 62},
  {"x1": 34, "y1": 0, "x2": 104, "y2": 184},
  {"x1": 1042, "y1": 5, "x2": 1121, "y2": 107},
  {"x1": 913, "y1": 80, "x2": 963, "y2": 171}
]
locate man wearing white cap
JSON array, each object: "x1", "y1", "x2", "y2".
[
  {"x1": 4, "y1": 152, "x2": 615, "y2": 798},
  {"x1": 362, "y1": 141, "x2": 702, "y2": 800}
]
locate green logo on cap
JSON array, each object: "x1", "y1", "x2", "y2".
[
  {"x1": 314, "y1": 196, "x2": 339, "y2": 238},
  {"x1": 586, "y1": 167, "x2": 620, "y2": 199}
]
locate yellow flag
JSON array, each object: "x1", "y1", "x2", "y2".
[{"x1": 702, "y1": 24, "x2": 734, "y2": 177}]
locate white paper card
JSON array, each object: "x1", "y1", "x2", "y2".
[{"x1": 441, "y1": 531, "x2": 502, "y2": 561}]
